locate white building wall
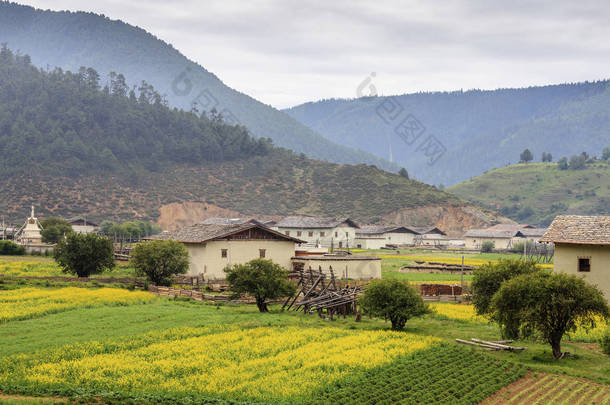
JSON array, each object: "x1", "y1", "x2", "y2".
[{"x1": 276, "y1": 224, "x2": 357, "y2": 248}]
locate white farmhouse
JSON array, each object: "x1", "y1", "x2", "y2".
[
  {"x1": 274, "y1": 216, "x2": 359, "y2": 248},
  {"x1": 150, "y1": 222, "x2": 304, "y2": 280},
  {"x1": 355, "y1": 225, "x2": 419, "y2": 249}
]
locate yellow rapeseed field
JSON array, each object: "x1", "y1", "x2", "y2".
[
  {"x1": 429, "y1": 303, "x2": 488, "y2": 323},
  {"x1": 0, "y1": 260, "x2": 63, "y2": 277},
  {"x1": 11, "y1": 326, "x2": 440, "y2": 402},
  {"x1": 0, "y1": 287, "x2": 156, "y2": 323}
]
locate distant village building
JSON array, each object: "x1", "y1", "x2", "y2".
[
  {"x1": 355, "y1": 225, "x2": 419, "y2": 249},
  {"x1": 274, "y1": 216, "x2": 359, "y2": 248},
  {"x1": 464, "y1": 224, "x2": 547, "y2": 250},
  {"x1": 541, "y1": 215, "x2": 610, "y2": 301},
  {"x1": 412, "y1": 227, "x2": 448, "y2": 247},
  {"x1": 150, "y1": 222, "x2": 304, "y2": 280},
  {"x1": 67, "y1": 217, "x2": 99, "y2": 234}
]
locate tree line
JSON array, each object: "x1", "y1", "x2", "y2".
[
  {"x1": 0, "y1": 44, "x2": 272, "y2": 179},
  {"x1": 519, "y1": 147, "x2": 610, "y2": 170}
]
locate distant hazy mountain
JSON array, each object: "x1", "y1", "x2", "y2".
[
  {"x1": 284, "y1": 81, "x2": 610, "y2": 185},
  {"x1": 0, "y1": 1, "x2": 396, "y2": 171}
]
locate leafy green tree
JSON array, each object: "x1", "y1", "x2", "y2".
[
  {"x1": 602, "y1": 147, "x2": 610, "y2": 161},
  {"x1": 601, "y1": 328, "x2": 610, "y2": 356},
  {"x1": 53, "y1": 233, "x2": 115, "y2": 277},
  {"x1": 541, "y1": 152, "x2": 553, "y2": 162},
  {"x1": 480, "y1": 241, "x2": 494, "y2": 253},
  {"x1": 398, "y1": 168, "x2": 409, "y2": 179},
  {"x1": 491, "y1": 272, "x2": 609, "y2": 358},
  {"x1": 569, "y1": 154, "x2": 586, "y2": 169},
  {"x1": 359, "y1": 279, "x2": 428, "y2": 331},
  {"x1": 557, "y1": 157, "x2": 568, "y2": 170},
  {"x1": 40, "y1": 217, "x2": 73, "y2": 244},
  {"x1": 130, "y1": 240, "x2": 189, "y2": 286},
  {"x1": 472, "y1": 259, "x2": 542, "y2": 338},
  {"x1": 519, "y1": 149, "x2": 533, "y2": 163},
  {"x1": 0, "y1": 240, "x2": 25, "y2": 255},
  {"x1": 225, "y1": 259, "x2": 296, "y2": 312}
]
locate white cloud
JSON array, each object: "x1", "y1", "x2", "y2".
[{"x1": 19, "y1": 0, "x2": 610, "y2": 108}]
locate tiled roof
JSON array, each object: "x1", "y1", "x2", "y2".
[
  {"x1": 149, "y1": 223, "x2": 303, "y2": 244},
  {"x1": 275, "y1": 216, "x2": 359, "y2": 229},
  {"x1": 464, "y1": 229, "x2": 519, "y2": 238},
  {"x1": 540, "y1": 215, "x2": 610, "y2": 245},
  {"x1": 356, "y1": 225, "x2": 418, "y2": 236},
  {"x1": 411, "y1": 226, "x2": 447, "y2": 236},
  {"x1": 488, "y1": 223, "x2": 533, "y2": 230},
  {"x1": 520, "y1": 228, "x2": 547, "y2": 237},
  {"x1": 201, "y1": 217, "x2": 261, "y2": 225}
]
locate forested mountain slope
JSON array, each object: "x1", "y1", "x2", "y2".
[
  {"x1": 449, "y1": 161, "x2": 610, "y2": 226},
  {"x1": 0, "y1": 46, "x2": 504, "y2": 233},
  {"x1": 285, "y1": 81, "x2": 610, "y2": 185},
  {"x1": 0, "y1": 1, "x2": 395, "y2": 171}
]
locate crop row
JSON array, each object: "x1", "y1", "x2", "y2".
[
  {"x1": 0, "y1": 287, "x2": 156, "y2": 322},
  {"x1": 305, "y1": 344, "x2": 527, "y2": 405},
  {"x1": 0, "y1": 326, "x2": 440, "y2": 403}
]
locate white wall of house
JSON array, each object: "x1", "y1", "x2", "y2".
[
  {"x1": 356, "y1": 232, "x2": 416, "y2": 249},
  {"x1": 184, "y1": 240, "x2": 296, "y2": 280},
  {"x1": 554, "y1": 243, "x2": 610, "y2": 301},
  {"x1": 292, "y1": 257, "x2": 381, "y2": 280},
  {"x1": 354, "y1": 236, "x2": 386, "y2": 249},
  {"x1": 464, "y1": 237, "x2": 513, "y2": 250},
  {"x1": 71, "y1": 225, "x2": 98, "y2": 234},
  {"x1": 277, "y1": 224, "x2": 357, "y2": 248}
]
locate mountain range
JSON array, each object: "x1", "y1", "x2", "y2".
[
  {"x1": 0, "y1": 1, "x2": 396, "y2": 171},
  {"x1": 285, "y1": 81, "x2": 610, "y2": 185},
  {"x1": 0, "y1": 43, "x2": 505, "y2": 234}
]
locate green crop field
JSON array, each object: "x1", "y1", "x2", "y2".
[{"x1": 0, "y1": 255, "x2": 608, "y2": 404}]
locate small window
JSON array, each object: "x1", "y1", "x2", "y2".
[
  {"x1": 297, "y1": 231, "x2": 302, "y2": 237},
  {"x1": 578, "y1": 257, "x2": 591, "y2": 272},
  {"x1": 335, "y1": 231, "x2": 338, "y2": 237},
  {"x1": 308, "y1": 231, "x2": 313, "y2": 237},
  {"x1": 259, "y1": 249, "x2": 266, "y2": 258},
  {"x1": 345, "y1": 232, "x2": 349, "y2": 237},
  {"x1": 320, "y1": 231, "x2": 325, "y2": 237},
  {"x1": 285, "y1": 231, "x2": 290, "y2": 236},
  {"x1": 221, "y1": 249, "x2": 227, "y2": 258}
]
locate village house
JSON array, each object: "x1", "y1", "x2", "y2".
[
  {"x1": 540, "y1": 215, "x2": 610, "y2": 301},
  {"x1": 292, "y1": 254, "x2": 382, "y2": 280},
  {"x1": 67, "y1": 217, "x2": 99, "y2": 234},
  {"x1": 151, "y1": 222, "x2": 305, "y2": 280},
  {"x1": 412, "y1": 226, "x2": 448, "y2": 247},
  {"x1": 355, "y1": 225, "x2": 419, "y2": 249},
  {"x1": 274, "y1": 216, "x2": 359, "y2": 248},
  {"x1": 463, "y1": 224, "x2": 547, "y2": 251}
]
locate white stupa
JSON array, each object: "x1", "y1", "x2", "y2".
[{"x1": 18, "y1": 205, "x2": 43, "y2": 245}]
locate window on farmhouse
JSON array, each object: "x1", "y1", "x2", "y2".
[
  {"x1": 345, "y1": 232, "x2": 349, "y2": 237},
  {"x1": 308, "y1": 231, "x2": 313, "y2": 237},
  {"x1": 221, "y1": 249, "x2": 227, "y2": 258},
  {"x1": 297, "y1": 231, "x2": 302, "y2": 237},
  {"x1": 335, "y1": 231, "x2": 338, "y2": 237},
  {"x1": 320, "y1": 232, "x2": 325, "y2": 237},
  {"x1": 578, "y1": 257, "x2": 591, "y2": 272},
  {"x1": 259, "y1": 249, "x2": 266, "y2": 258}
]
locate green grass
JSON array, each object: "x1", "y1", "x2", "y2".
[{"x1": 449, "y1": 161, "x2": 610, "y2": 226}]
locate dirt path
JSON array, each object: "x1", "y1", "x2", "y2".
[{"x1": 480, "y1": 371, "x2": 610, "y2": 405}]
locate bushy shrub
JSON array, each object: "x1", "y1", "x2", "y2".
[
  {"x1": 0, "y1": 240, "x2": 25, "y2": 255},
  {"x1": 360, "y1": 279, "x2": 428, "y2": 331},
  {"x1": 481, "y1": 241, "x2": 494, "y2": 253},
  {"x1": 131, "y1": 240, "x2": 189, "y2": 286},
  {"x1": 53, "y1": 233, "x2": 115, "y2": 277}
]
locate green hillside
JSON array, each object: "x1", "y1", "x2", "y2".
[
  {"x1": 448, "y1": 161, "x2": 610, "y2": 226},
  {"x1": 0, "y1": 1, "x2": 395, "y2": 171}
]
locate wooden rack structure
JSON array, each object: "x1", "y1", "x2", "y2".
[{"x1": 282, "y1": 267, "x2": 362, "y2": 319}]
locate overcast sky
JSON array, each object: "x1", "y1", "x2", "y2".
[{"x1": 21, "y1": 0, "x2": 610, "y2": 108}]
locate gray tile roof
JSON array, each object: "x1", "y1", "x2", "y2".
[
  {"x1": 149, "y1": 223, "x2": 304, "y2": 244},
  {"x1": 411, "y1": 226, "x2": 447, "y2": 236},
  {"x1": 356, "y1": 225, "x2": 418, "y2": 236},
  {"x1": 464, "y1": 229, "x2": 519, "y2": 238},
  {"x1": 540, "y1": 215, "x2": 610, "y2": 245},
  {"x1": 275, "y1": 216, "x2": 359, "y2": 229}
]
